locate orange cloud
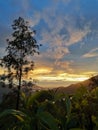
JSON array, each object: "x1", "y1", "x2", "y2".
[
  {"x1": 31, "y1": 67, "x2": 53, "y2": 75},
  {"x1": 31, "y1": 72, "x2": 89, "y2": 83},
  {"x1": 28, "y1": 68, "x2": 95, "y2": 83}
]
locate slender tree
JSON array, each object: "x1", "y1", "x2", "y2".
[{"x1": 1, "y1": 17, "x2": 40, "y2": 110}]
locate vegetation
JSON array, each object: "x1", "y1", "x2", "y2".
[
  {"x1": 0, "y1": 86, "x2": 98, "y2": 130},
  {"x1": 0, "y1": 17, "x2": 41, "y2": 110}
]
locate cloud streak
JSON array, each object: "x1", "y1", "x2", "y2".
[
  {"x1": 83, "y1": 48, "x2": 98, "y2": 58},
  {"x1": 66, "y1": 25, "x2": 91, "y2": 46}
]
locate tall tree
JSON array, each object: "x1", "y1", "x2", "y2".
[{"x1": 1, "y1": 17, "x2": 40, "y2": 110}]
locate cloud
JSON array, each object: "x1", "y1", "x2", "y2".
[
  {"x1": 83, "y1": 48, "x2": 98, "y2": 58},
  {"x1": 33, "y1": 52, "x2": 72, "y2": 74},
  {"x1": 39, "y1": 30, "x2": 70, "y2": 61},
  {"x1": 0, "y1": 24, "x2": 11, "y2": 57},
  {"x1": 54, "y1": 60, "x2": 73, "y2": 72},
  {"x1": 27, "y1": 1, "x2": 91, "y2": 76},
  {"x1": 0, "y1": 48, "x2": 6, "y2": 58},
  {"x1": 58, "y1": 73, "x2": 89, "y2": 82},
  {"x1": 28, "y1": 12, "x2": 41, "y2": 26},
  {"x1": 66, "y1": 25, "x2": 91, "y2": 46},
  {"x1": 31, "y1": 67, "x2": 53, "y2": 75},
  {"x1": 35, "y1": 12, "x2": 91, "y2": 70},
  {"x1": 35, "y1": 4, "x2": 91, "y2": 47},
  {"x1": 29, "y1": 71, "x2": 89, "y2": 83},
  {"x1": 46, "y1": 47, "x2": 69, "y2": 61}
]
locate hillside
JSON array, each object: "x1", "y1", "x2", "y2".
[
  {"x1": 0, "y1": 82, "x2": 46, "y2": 101},
  {"x1": 53, "y1": 75, "x2": 98, "y2": 94},
  {"x1": 0, "y1": 75, "x2": 98, "y2": 99}
]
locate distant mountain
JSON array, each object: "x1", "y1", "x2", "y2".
[
  {"x1": 0, "y1": 82, "x2": 47, "y2": 101},
  {"x1": 0, "y1": 75, "x2": 98, "y2": 100},
  {"x1": 53, "y1": 75, "x2": 98, "y2": 94}
]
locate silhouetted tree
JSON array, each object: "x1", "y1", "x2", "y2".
[{"x1": 0, "y1": 17, "x2": 40, "y2": 110}]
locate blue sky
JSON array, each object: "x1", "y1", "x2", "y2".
[{"x1": 0, "y1": 0, "x2": 98, "y2": 88}]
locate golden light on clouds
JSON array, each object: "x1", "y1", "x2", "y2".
[
  {"x1": 35, "y1": 75, "x2": 89, "y2": 82},
  {"x1": 55, "y1": 73, "x2": 89, "y2": 82},
  {"x1": 83, "y1": 48, "x2": 98, "y2": 58},
  {"x1": 0, "y1": 66, "x2": 97, "y2": 88},
  {"x1": 0, "y1": 67, "x2": 5, "y2": 75},
  {"x1": 29, "y1": 68, "x2": 96, "y2": 84},
  {"x1": 0, "y1": 64, "x2": 97, "y2": 88},
  {"x1": 31, "y1": 67, "x2": 52, "y2": 75}
]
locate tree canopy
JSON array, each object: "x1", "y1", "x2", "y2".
[{"x1": 0, "y1": 17, "x2": 41, "y2": 109}]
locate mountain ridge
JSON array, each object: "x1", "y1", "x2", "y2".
[
  {"x1": 52, "y1": 75, "x2": 98, "y2": 94},
  {"x1": 0, "y1": 75, "x2": 98, "y2": 98}
]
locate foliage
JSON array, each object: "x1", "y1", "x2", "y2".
[
  {"x1": 0, "y1": 17, "x2": 41, "y2": 110},
  {"x1": 0, "y1": 91, "x2": 59, "y2": 130},
  {"x1": 1, "y1": 86, "x2": 98, "y2": 130}
]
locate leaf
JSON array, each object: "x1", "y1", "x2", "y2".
[
  {"x1": 21, "y1": 92, "x2": 26, "y2": 99},
  {"x1": 14, "y1": 114, "x2": 24, "y2": 122},
  {"x1": 37, "y1": 111, "x2": 59, "y2": 130},
  {"x1": 26, "y1": 93, "x2": 38, "y2": 107},
  {"x1": 92, "y1": 115, "x2": 98, "y2": 126},
  {"x1": 65, "y1": 96, "x2": 72, "y2": 123},
  {"x1": 66, "y1": 96, "x2": 71, "y2": 115},
  {"x1": 0, "y1": 109, "x2": 28, "y2": 122},
  {"x1": 21, "y1": 92, "x2": 27, "y2": 105}
]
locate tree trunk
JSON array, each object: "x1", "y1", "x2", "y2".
[
  {"x1": 16, "y1": 67, "x2": 22, "y2": 110},
  {"x1": 87, "y1": 114, "x2": 93, "y2": 130}
]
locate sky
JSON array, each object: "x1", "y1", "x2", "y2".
[{"x1": 0, "y1": 0, "x2": 98, "y2": 88}]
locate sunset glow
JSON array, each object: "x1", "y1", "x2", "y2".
[
  {"x1": 32, "y1": 74, "x2": 89, "y2": 82},
  {"x1": 26, "y1": 69, "x2": 96, "y2": 87},
  {"x1": 32, "y1": 68, "x2": 52, "y2": 75},
  {"x1": 0, "y1": 0, "x2": 98, "y2": 88}
]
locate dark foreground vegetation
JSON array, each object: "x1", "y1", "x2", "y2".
[{"x1": 0, "y1": 85, "x2": 98, "y2": 130}]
